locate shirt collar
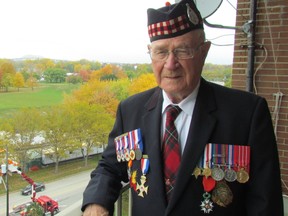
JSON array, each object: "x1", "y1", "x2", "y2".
[{"x1": 162, "y1": 81, "x2": 200, "y2": 116}]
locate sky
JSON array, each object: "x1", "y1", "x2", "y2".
[{"x1": 0, "y1": 0, "x2": 238, "y2": 65}]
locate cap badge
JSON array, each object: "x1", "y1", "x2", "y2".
[{"x1": 186, "y1": 3, "x2": 199, "y2": 25}]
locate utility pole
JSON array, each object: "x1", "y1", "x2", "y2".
[{"x1": 5, "y1": 144, "x2": 9, "y2": 216}]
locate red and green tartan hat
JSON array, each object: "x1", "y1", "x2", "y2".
[{"x1": 147, "y1": 0, "x2": 204, "y2": 42}]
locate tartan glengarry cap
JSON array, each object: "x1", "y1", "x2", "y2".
[{"x1": 147, "y1": 0, "x2": 203, "y2": 42}]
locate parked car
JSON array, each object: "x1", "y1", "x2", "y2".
[{"x1": 21, "y1": 182, "x2": 45, "y2": 195}]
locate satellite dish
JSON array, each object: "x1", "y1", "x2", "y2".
[{"x1": 193, "y1": 0, "x2": 223, "y2": 19}]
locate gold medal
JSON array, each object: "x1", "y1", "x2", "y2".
[
  {"x1": 129, "y1": 149, "x2": 135, "y2": 160},
  {"x1": 212, "y1": 181, "x2": 233, "y2": 207},
  {"x1": 236, "y1": 168, "x2": 249, "y2": 183},
  {"x1": 136, "y1": 175, "x2": 148, "y2": 197},
  {"x1": 202, "y1": 167, "x2": 212, "y2": 178},
  {"x1": 192, "y1": 167, "x2": 202, "y2": 179}
]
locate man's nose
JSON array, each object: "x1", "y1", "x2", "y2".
[{"x1": 164, "y1": 52, "x2": 179, "y2": 70}]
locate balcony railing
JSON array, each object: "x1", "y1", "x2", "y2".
[{"x1": 114, "y1": 183, "x2": 132, "y2": 216}]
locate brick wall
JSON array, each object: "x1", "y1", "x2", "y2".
[{"x1": 232, "y1": 0, "x2": 288, "y2": 195}]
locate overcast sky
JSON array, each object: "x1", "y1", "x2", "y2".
[{"x1": 0, "y1": 0, "x2": 238, "y2": 65}]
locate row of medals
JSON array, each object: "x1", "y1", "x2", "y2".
[
  {"x1": 193, "y1": 165, "x2": 249, "y2": 183},
  {"x1": 193, "y1": 165, "x2": 249, "y2": 208},
  {"x1": 117, "y1": 148, "x2": 143, "y2": 162}
]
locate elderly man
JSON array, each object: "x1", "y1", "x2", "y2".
[{"x1": 82, "y1": 0, "x2": 283, "y2": 215}]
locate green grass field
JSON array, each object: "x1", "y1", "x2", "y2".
[{"x1": 0, "y1": 83, "x2": 80, "y2": 117}]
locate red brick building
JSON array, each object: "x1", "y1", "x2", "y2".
[{"x1": 232, "y1": 0, "x2": 288, "y2": 195}]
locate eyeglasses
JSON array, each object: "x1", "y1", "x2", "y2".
[{"x1": 148, "y1": 43, "x2": 204, "y2": 61}]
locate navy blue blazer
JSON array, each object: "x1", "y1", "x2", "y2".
[{"x1": 82, "y1": 78, "x2": 283, "y2": 216}]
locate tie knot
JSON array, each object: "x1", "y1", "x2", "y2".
[{"x1": 166, "y1": 105, "x2": 182, "y2": 122}]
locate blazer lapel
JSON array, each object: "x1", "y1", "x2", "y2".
[
  {"x1": 166, "y1": 79, "x2": 217, "y2": 214},
  {"x1": 142, "y1": 88, "x2": 167, "y2": 207}
]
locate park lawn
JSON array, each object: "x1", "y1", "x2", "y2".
[{"x1": 0, "y1": 83, "x2": 80, "y2": 117}]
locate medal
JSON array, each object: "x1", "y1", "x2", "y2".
[
  {"x1": 211, "y1": 166, "x2": 225, "y2": 181},
  {"x1": 130, "y1": 170, "x2": 137, "y2": 191},
  {"x1": 212, "y1": 180, "x2": 233, "y2": 207},
  {"x1": 124, "y1": 149, "x2": 130, "y2": 161},
  {"x1": 200, "y1": 177, "x2": 215, "y2": 214},
  {"x1": 129, "y1": 149, "x2": 135, "y2": 160},
  {"x1": 211, "y1": 143, "x2": 225, "y2": 182},
  {"x1": 224, "y1": 167, "x2": 237, "y2": 182},
  {"x1": 136, "y1": 175, "x2": 148, "y2": 198},
  {"x1": 236, "y1": 168, "x2": 249, "y2": 183},
  {"x1": 192, "y1": 167, "x2": 202, "y2": 179},
  {"x1": 202, "y1": 167, "x2": 212, "y2": 178},
  {"x1": 116, "y1": 152, "x2": 121, "y2": 162},
  {"x1": 198, "y1": 143, "x2": 213, "y2": 177},
  {"x1": 114, "y1": 129, "x2": 144, "y2": 162},
  {"x1": 135, "y1": 149, "x2": 142, "y2": 160},
  {"x1": 200, "y1": 195, "x2": 214, "y2": 214},
  {"x1": 136, "y1": 158, "x2": 150, "y2": 197},
  {"x1": 127, "y1": 160, "x2": 133, "y2": 179},
  {"x1": 128, "y1": 130, "x2": 136, "y2": 160}
]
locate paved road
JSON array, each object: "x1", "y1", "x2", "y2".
[{"x1": 0, "y1": 170, "x2": 92, "y2": 216}]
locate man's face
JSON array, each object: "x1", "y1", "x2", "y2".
[{"x1": 148, "y1": 30, "x2": 210, "y2": 103}]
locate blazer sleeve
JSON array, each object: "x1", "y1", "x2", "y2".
[
  {"x1": 81, "y1": 102, "x2": 129, "y2": 215},
  {"x1": 246, "y1": 97, "x2": 283, "y2": 216}
]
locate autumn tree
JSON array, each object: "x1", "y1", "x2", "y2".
[
  {"x1": 91, "y1": 64, "x2": 127, "y2": 81},
  {"x1": 128, "y1": 73, "x2": 157, "y2": 96},
  {"x1": 4, "y1": 108, "x2": 44, "y2": 172},
  {"x1": 109, "y1": 78, "x2": 130, "y2": 101},
  {"x1": 13, "y1": 72, "x2": 25, "y2": 91},
  {"x1": 79, "y1": 70, "x2": 91, "y2": 82},
  {"x1": 0, "y1": 62, "x2": 16, "y2": 91},
  {"x1": 71, "y1": 80, "x2": 119, "y2": 117},
  {"x1": 64, "y1": 100, "x2": 114, "y2": 166},
  {"x1": 26, "y1": 74, "x2": 39, "y2": 90},
  {"x1": 42, "y1": 105, "x2": 75, "y2": 173}
]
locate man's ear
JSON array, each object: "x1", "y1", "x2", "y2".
[
  {"x1": 202, "y1": 41, "x2": 211, "y2": 58},
  {"x1": 147, "y1": 44, "x2": 151, "y2": 52}
]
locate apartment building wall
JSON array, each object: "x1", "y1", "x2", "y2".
[{"x1": 232, "y1": 0, "x2": 288, "y2": 195}]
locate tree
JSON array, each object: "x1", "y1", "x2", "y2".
[
  {"x1": 109, "y1": 78, "x2": 130, "y2": 101},
  {"x1": 128, "y1": 73, "x2": 157, "y2": 96},
  {"x1": 0, "y1": 62, "x2": 16, "y2": 91},
  {"x1": 91, "y1": 64, "x2": 127, "y2": 81},
  {"x1": 4, "y1": 108, "x2": 43, "y2": 172},
  {"x1": 26, "y1": 75, "x2": 39, "y2": 90},
  {"x1": 42, "y1": 105, "x2": 75, "y2": 173},
  {"x1": 66, "y1": 74, "x2": 82, "y2": 84},
  {"x1": 1, "y1": 73, "x2": 14, "y2": 92},
  {"x1": 65, "y1": 101, "x2": 114, "y2": 166},
  {"x1": 71, "y1": 80, "x2": 119, "y2": 117},
  {"x1": 43, "y1": 68, "x2": 67, "y2": 83},
  {"x1": 13, "y1": 72, "x2": 25, "y2": 91}
]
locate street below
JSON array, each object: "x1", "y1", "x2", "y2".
[{"x1": 0, "y1": 170, "x2": 92, "y2": 216}]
